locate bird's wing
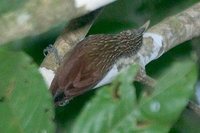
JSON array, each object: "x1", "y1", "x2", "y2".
[
  {"x1": 65, "y1": 55, "x2": 102, "y2": 96},
  {"x1": 50, "y1": 46, "x2": 102, "y2": 104}
]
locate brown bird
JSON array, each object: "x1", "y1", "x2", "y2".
[{"x1": 50, "y1": 21, "x2": 149, "y2": 106}]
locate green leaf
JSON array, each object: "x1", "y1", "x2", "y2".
[
  {"x1": 71, "y1": 65, "x2": 139, "y2": 133},
  {"x1": 71, "y1": 58, "x2": 197, "y2": 133},
  {"x1": 0, "y1": 48, "x2": 55, "y2": 133},
  {"x1": 135, "y1": 59, "x2": 197, "y2": 132}
]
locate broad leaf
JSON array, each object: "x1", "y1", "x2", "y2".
[
  {"x1": 71, "y1": 65, "x2": 139, "y2": 133},
  {"x1": 135, "y1": 59, "x2": 197, "y2": 132},
  {"x1": 0, "y1": 48, "x2": 55, "y2": 133}
]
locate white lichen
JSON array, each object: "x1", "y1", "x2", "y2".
[
  {"x1": 75, "y1": 0, "x2": 116, "y2": 11},
  {"x1": 39, "y1": 67, "x2": 55, "y2": 87},
  {"x1": 16, "y1": 12, "x2": 31, "y2": 25},
  {"x1": 143, "y1": 32, "x2": 164, "y2": 59}
]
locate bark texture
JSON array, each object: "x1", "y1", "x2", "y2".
[
  {"x1": 0, "y1": 0, "x2": 114, "y2": 44},
  {"x1": 135, "y1": 2, "x2": 200, "y2": 67}
]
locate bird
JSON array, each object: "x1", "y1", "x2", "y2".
[{"x1": 50, "y1": 21, "x2": 150, "y2": 106}]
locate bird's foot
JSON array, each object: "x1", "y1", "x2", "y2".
[
  {"x1": 135, "y1": 67, "x2": 156, "y2": 95},
  {"x1": 43, "y1": 44, "x2": 62, "y2": 65}
]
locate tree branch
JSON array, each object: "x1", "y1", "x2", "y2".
[
  {"x1": 136, "y1": 2, "x2": 200, "y2": 67},
  {"x1": 40, "y1": 2, "x2": 200, "y2": 87},
  {"x1": 0, "y1": 0, "x2": 115, "y2": 44}
]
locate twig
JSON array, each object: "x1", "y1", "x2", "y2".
[{"x1": 187, "y1": 101, "x2": 200, "y2": 116}]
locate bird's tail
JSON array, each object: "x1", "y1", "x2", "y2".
[
  {"x1": 140, "y1": 20, "x2": 150, "y2": 31},
  {"x1": 136, "y1": 20, "x2": 150, "y2": 35}
]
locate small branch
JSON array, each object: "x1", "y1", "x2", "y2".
[
  {"x1": 187, "y1": 101, "x2": 200, "y2": 117},
  {"x1": 40, "y1": 9, "x2": 102, "y2": 86},
  {"x1": 40, "y1": 9, "x2": 102, "y2": 71}
]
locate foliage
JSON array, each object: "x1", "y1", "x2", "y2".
[
  {"x1": 0, "y1": 48, "x2": 55, "y2": 133},
  {"x1": 0, "y1": 0, "x2": 200, "y2": 133},
  {"x1": 71, "y1": 59, "x2": 197, "y2": 133}
]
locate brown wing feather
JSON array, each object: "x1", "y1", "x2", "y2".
[{"x1": 50, "y1": 41, "x2": 104, "y2": 105}]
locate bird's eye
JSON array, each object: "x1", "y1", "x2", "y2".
[
  {"x1": 54, "y1": 91, "x2": 71, "y2": 106},
  {"x1": 54, "y1": 91, "x2": 65, "y2": 103},
  {"x1": 58, "y1": 100, "x2": 68, "y2": 106}
]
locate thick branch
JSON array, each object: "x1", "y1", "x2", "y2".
[
  {"x1": 0, "y1": 0, "x2": 115, "y2": 44},
  {"x1": 136, "y1": 2, "x2": 200, "y2": 66}
]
